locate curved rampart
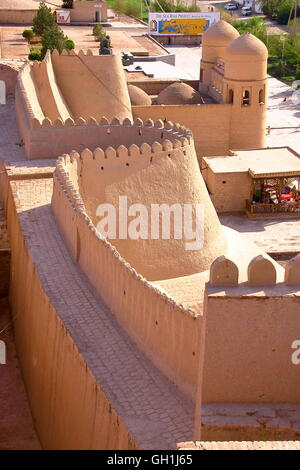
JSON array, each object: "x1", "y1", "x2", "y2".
[
  {"x1": 16, "y1": 61, "x2": 44, "y2": 121},
  {"x1": 27, "y1": 116, "x2": 192, "y2": 159},
  {"x1": 29, "y1": 52, "x2": 72, "y2": 122},
  {"x1": 15, "y1": 50, "x2": 134, "y2": 159},
  {"x1": 15, "y1": 61, "x2": 44, "y2": 154},
  {"x1": 202, "y1": 252, "x2": 300, "y2": 403},
  {"x1": 51, "y1": 122, "x2": 205, "y2": 400},
  {"x1": 51, "y1": 50, "x2": 133, "y2": 122},
  {"x1": 51, "y1": 118, "x2": 227, "y2": 280}
]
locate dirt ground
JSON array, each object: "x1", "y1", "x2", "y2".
[
  {"x1": 0, "y1": 23, "x2": 165, "y2": 59},
  {"x1": 0, "y1": 27, "x2": 28, "y2": 59}
]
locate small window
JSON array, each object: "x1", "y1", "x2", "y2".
[
  {"x1": 259, "y1": 88, "x2": 265, "y2": 104},
  {"x1": 242, "y1": 90, "x2": 250, "y2": 106},
  {"x1": 228, "y1": 89, "x2": 234, "y2": 104}
]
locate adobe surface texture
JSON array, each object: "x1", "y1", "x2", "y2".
[
  {"x1": 8, "y1": 165, "x2": 195, "y2": 450},
  {"x1": 0, "y1": 17, "x2": 299, "y2": 450}
]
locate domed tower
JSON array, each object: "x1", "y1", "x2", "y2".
[
  {"x1": 200, "y1": 20, "x2": 239, "y2": 87},
  {"x1": 223, "y1": 33, "x2": 268, "y2": 149}
]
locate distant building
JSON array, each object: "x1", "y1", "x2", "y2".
[
  {"x1": 235, "y1": 0, "x2": 263, "y2": 13},
  {"x1": 71, "y1": 0, "x2": 107, "y2": 23}
]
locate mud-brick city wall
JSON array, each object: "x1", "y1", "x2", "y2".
[
  {"x1": 52, "y1": 157, "x2": 204, "y2": 401},
  {"x1": 5, "y1": 182, "x2": 137, "y2": 450},
  {"x1": 0, "y1": 10, "x2": 36, "y2": 24},
  {"x1": 133, "y1": 104, "x2": 232, "y2": 158},
  {"x1": 204, "y1": 166, "x2": 252, "y2": 213},
  {"x1": 203, "y1": 294, "x2": 300, "y2": 403}
]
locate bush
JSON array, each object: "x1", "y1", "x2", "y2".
[
  {"x1": 261, "y1": 0, "x2": 300, "y2": 24},
  {"x1": 93, "y1": 23, "x2": 106, "y2": 41},
  {"x1": 65, "y1": 39, "x2": 75, "y2": 51},
  {"x1": 33, "y1": 2, "x2": 56, "y2": 36},
  {"x1": 277, "y1": 0, "x2": 292, "y2": 24},
  {"x1": 233, "y1": 17, "x2": 268, "y2": 43},
  {"x1": 28, "y1": 48, "x2": 42, "y2": 61},
  {"x1": 276, "y1": 0, "x2": 300, "y2": 24},
  {"x1": 22, "y1": 29, "x2": 35, "y2": 42},
  {"x1": 281, "y1": 75, "x2": 296, "y2": 83},
  {"x1": 288, "y1": 18, "x2": 300, "y2": 34},
  {"x1": 262, "y1": 0, "x2": 279, "y2": 18}
]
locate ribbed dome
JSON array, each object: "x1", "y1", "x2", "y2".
[
  {"x1": 225, "y1": 33, "x2": 268, "y2": 61},
  {"x1": 128, "y1": 84, "x2": 152, "y2": 106},
  {"x1": 202, "y1": 20, "x2": 239, "y2": 46},
  {"x1": 157, "y1": 82, "x2": 203, "y2": 106}
]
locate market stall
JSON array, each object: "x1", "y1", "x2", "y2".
[{"x1": 247, "y1": 174, "x2": 300, "y2": 214}]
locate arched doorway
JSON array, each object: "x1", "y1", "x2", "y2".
[
  {"x1": 95, "y1": 10, "x2": 101, "y2": 22},
  {"x1": 0, "y1": 81, "x2": 6, "y2": 104}
]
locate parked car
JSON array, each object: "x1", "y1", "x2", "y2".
[
  {"x1": 241, "y1": 6, "x2": 252, "y2": 15},
  {"x1": 224, "y1": 3, "x2": 239, "y2": 10}
]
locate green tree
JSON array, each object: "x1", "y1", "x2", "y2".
[
  {"x1": 41, "y1": 25, "x2": 70, "y2": 57},
  {"x1": 277, "y1": 0, "x2": 293, "y2": 23},
  {"x1": 260, "y1": 0, "x2": 282, "y2": 17},
  {"x1": 233, "y1": 17, "x2": 268, "y2": 43},
  {"x1": 260, "y1": 0, "x2": 300, "y2": 24},
  {"x1": 33, "y1": 2, "x2": 56, "y2": 36}
]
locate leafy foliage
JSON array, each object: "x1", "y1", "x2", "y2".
[
  {"x1": 233, "y1": 17, "x2": 268, "y2": 42},
  {"x1": 40, "y1": 25, "x2": 75, "y2": 57},
  {"x1": 65, "y1": 39, "x2": 75, "y2": 51},
  {"x1": 260, "y1": 0, "x2": 300, "y2": 25},
  {"x1": 33, "y1": 2, "x2": 56, "y2": 36},
  {"x1": 22, "y1": 29, "x2": 35, "y2": 42},
  {"x1": 29, "y1": 3, "x2": 76, "y2": 61},
  {"x1": 28, "y1": 48, "x2": 42, "y2": 61},
  {"x1": 93, "y1": 23, "x2": 106, "y2": 41}
]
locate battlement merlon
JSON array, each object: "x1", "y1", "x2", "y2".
[{"x1": 207, "y1": 252, "x2": 300, "y2": 296}]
